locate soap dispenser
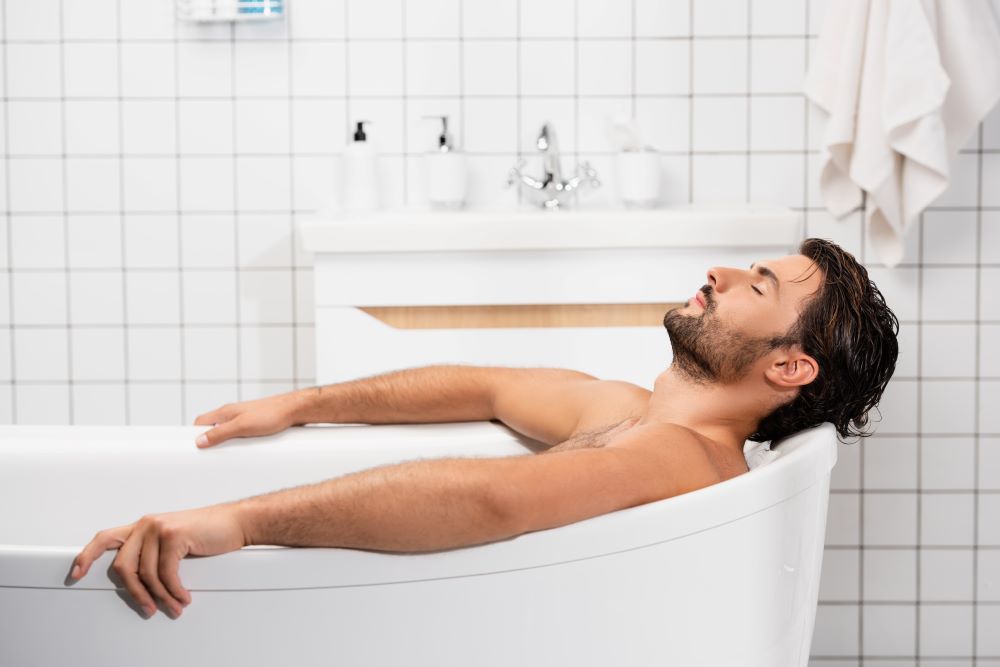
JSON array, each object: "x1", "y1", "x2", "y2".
[
  {"x1": 423, "y1": 115, "x2": 466, "y2": 210},
  {"x1": 344, "y1": 120, "x2": 378, "y2": 214}
]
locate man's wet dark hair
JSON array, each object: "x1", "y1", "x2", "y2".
[{"x1": 750, "y1": 237, "x2": 900, "y2": 446}]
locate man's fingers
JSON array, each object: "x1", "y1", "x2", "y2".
[
  {"x1": 159, "y1": 543, "x2": 192, "y2": 608},
  {"x1": 71, "y1": 526, "x2": 129, "y2": 580},
  {"x1": 138, "y1": 531, "x2": 184, "y2": 618},
  {"x1": 112, "y1": 528, "x2": 157, "y2": 617},
  {"x1": 193, "y1": 406, "x2": 229, "y2": 426},
  {"x1": 195, "y1": 418, "x2": 246, "y2": 448}
]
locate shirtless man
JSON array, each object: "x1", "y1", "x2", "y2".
[{"x1": 68, "y1": 237, "x2": 899, "y2": 619}]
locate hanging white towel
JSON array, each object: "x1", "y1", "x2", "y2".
[{"x1": 804, "y1": 0, "x2": 1000, "y2": 267}]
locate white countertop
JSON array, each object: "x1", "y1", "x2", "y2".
[{"x1": 298, "y1": 203, "x2": 804, "y2": 253}]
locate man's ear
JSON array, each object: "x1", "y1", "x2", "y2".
[{"x1": 764, "y1": 347, "x2": 819, "y2": 389}]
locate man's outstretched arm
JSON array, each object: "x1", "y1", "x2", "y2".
[{"x1": 69, "y1": 424, "x2": 715, "y2": 619}]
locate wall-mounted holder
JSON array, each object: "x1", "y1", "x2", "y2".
[{"x1": 176, "y1": 0, "x2": 285, "y2": 22}]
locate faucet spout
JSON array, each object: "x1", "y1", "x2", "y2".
[{"x1": 507, "y1": 123, "x2": 599, "y2": 209}]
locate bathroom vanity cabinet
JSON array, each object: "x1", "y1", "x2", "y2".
[{"x1": 298, "y1": 205, "x2": 802, "y2": 389}]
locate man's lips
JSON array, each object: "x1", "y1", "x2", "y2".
[{"x1": 693, "y1": 292, "x2": 706, "y2": 308}]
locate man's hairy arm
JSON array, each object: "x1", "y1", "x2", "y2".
[
  {"x1": 70, "y1": 424, "x2": 716, "y2": 618},
  {"x1": 193, "y1": 364, "x2": 627, "y2": 448}
]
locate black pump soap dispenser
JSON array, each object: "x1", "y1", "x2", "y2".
[{"x1": 344, "y1": 120, "x2": 377, "y2": 213}]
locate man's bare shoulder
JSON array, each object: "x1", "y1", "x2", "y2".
[
  {"x1": 570, "y1": 381, "x2": 652, "y2": 434},
  {"x1": 607, "y1": 421, "x2": 746, "y2": 486}
]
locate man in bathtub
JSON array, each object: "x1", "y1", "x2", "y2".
[{"x1": 69, "y1": 237, "x2": 899, "y2": 619}]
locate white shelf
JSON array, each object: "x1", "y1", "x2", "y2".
[{"x1": 299, "y1": 203, "x2": 803, "y2": 254}]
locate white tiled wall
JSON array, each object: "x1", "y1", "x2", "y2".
[{"x1": 2, "y1": 0, "x2": 1000, "y2": 663}]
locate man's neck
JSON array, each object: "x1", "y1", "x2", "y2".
[{"x1": 639, "y1": 366, "x2": 765, "y2": 456}]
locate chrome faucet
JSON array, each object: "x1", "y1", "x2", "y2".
[{"x1": 506, "y1": 123, "x2": 600, "y2": 209}]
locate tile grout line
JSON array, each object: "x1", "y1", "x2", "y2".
[
  {"x1": 57, "y1": 0, "x2": 75, "y2": 424},
  {"x1": 3, "y1": 0, "x2": 16, "y2": 423},
  {"x1": 286, "y1": 10, "x2": 299, "y2": 392},
  {"x1": 172, "y1": 3, "x2": 186, "y2": 422},
  {"x1": 229, "y1": 20, "x2": 243, "y2": 401},
  {"x1": 973, "y1": 117, "x2": 984, "y2": 665}
]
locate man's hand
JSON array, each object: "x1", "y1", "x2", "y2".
[
  {"x1": 68, "y1": 504, "x2": 249, "y2": 618},
  {"x1": 193, "y1": 392, "x2": 311, "y2": 448}
]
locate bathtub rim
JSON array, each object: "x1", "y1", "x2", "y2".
[{"x1": 0, "y1": 421, "x2": 838, "y2": 591}]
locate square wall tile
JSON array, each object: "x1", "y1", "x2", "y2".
[
  {"x1": 982, "y1": 324, "x2": 1000, "y2": 376},
  {"x1": 921, "y1": 267, "x2": 977, "y2": 321},
  {"x1": 692, "y1": 0, "x2": 748, "y2": 35},
  {"x1": 185, "y1": 382, "x2": 240, "y2": 425},
  {"x1": 290, "y1": 0, "x2": 345, "y2": 38},
  {"x1": 180, "y1": 157, "x2": 235, "y2": 212},
  {"x1": 128, "y1": 383, "x2": 183, "y2": 425},
  {"x1": 933, "y1": 152, "x2": 979, "y2": 207},
  {"x1": 292, "y1": 100, "x2": 348, "y2": 154},
  {"x1": 634, "y1": 98, "x2": 689, "y2": 153},
  {"x1": 577, "y1": 0, "x2": 631, "y2": 37},
  {"x1": 919, "y1": 604, "x2": 973, "y2": 657},
  {"x1": 13, "y1": 272, "x2": 67, "y2": 325},
  {"x1": 11, "y1": 216, "x2": 65, "y2": 269},
  {"x1": 15, "y1": 384, "x2": 70, "y2": 425},
  {"x1": 347, "y1": 0, "x2": 402, "y2": 38},
  {"x1": 748, "y1": 153, "x2": 804, "y2": 208},
  {"x1": 120, "y1": 0, "x2": 175, "y2": 39},
  {"x1": 921, "y1": 437, "x2": 976, "y2": 490},
  {"x1": 234, "y1": 41, "x2": 290, "y2": 97},
  {"x1": 239, "y1": 269, "x2": 294, "y2": 323},
  {"x1": 982, "y1": 153, "x2": 1000, "y2": 208},
  {"x1": 922, "y1": 210, "x2": 978, "y2": 264},
  {"x1": 290, "y1": 43, "x2": 347, "y2": 97},
  {"x1": 751, "y1": 0, "x2": 807, "y2": 35},
  {"x1": 826, "y1": 492, "x2": 860, "y2": 545},
  {"x1": 178, "y1": 101, "x2": 234, "y2": 155},
  {"x1": 5, "y1": 0, "x2": 61, "y2": 40},
  {"x1": 71, "y1": 328, "x2": 126, "y2": 381},
  {"x1": 463, "y1": 41, "x2": 518, "y2": 97},
  {"x1": 520, "y1": 40, "x2": 574, "y2": 96},
  {"x1": 63, "y1": 44, "x2": 119, "y2": 98},
  {"x1": 692, "y1": 96, "x2": 747, "y2": 152},
  {"x1": 691, "y1": 154, "x2": 746, "y2": 203},
  {"x1": 69, "y1": 271, "x2": 124, "y2": 325},
  {"x1": 65, "y1": 101, "x2": 120, "y2": 156},
  {"x1": 921, "y1": 549, "x2": 974, "y2": 601},
  {"x1": 73, "y1": 384, "x2": 127, "y2": 425},
  {"x1": 863, "y1": 437, "x2": 916, "y2": 490},
  {"x1": 14, "y1": 328, "x2": 68, "y2": 381},
  {"x1": 7, "y1": 101, "x2": 63, "y2": 156},
  {"x1": 692, "y1": 39, "x2": 747, "y2": 94},
  {"x1": 811, "y1": 604, "x2": 858, "y2": 657},
  {"x1": 863, "y1": 492, "x2": 917, "y2": 546},
  {"x1": 818, "y1": 548, "x2": 859, "y2": 601},
  {"x1": 405, "y1": 0, "x2": 459, "y2": 37},
  {"x1": 122, "y1": 158, "x2": 178, "y2": 213},
  {"x1": 348, "y1": 42, "x2": 404, "y2": 97},
  {"x1": 750, "y1": 96, "x2": 805, "y2": 151},
  {"x1": 635, "y1": 0, "x2": 689, "y2": 37},
  {"x1": 240, "y1": 326, "x2": 295, "y2": 379},
  {"x1": 125, "y1": 215, "x2": 180, "y2": 269},
  {"x1": 121, "y1": 44, "x2": 177, "y2": 97},
  {"x1": 178, "y1": 42, "x2": 233, "y2": 98},
  {"x1": 862, "y1": 548, "x2": 915, "y2": 601},
  {"x1": 67, "y1": 216, "x2": 122, "y2": 270},
  {"x1": 750, "y1": 38, "x2": 806, "y2": 94},
  {"x1": 921, "y1": 323, "x2": 976, "y2": 378},
  {"x1": 184, "y1": 327, "x2": 239, "y2": 381},
  {"x1": 635, "y1": 40, "x2": 690, "y2": 95},
  {"x1": 9, "y1": 158, "x2": 64, "y2": 213},
  {"x1": 893, "y1": 319, "x2": 918, "y2": 378},
  {"x1": 921, "y1": 493, "x2": 975, "y2": 546},
  {"x1": 578, "y1": 41, "x2": 632, "y2": 96},
  {"x1": 183, "y1": 271, "x2": 238, "y2": 324},
  {"x1": 862, "y1": 604, "x2": 915, "y2": 656},
  {"x1": 978, "y1": 604, "x2": 1000, "y2": 655},
  {"x1": 5, "y1": 44, "x2": 61, "y2": 98},
  {"x1": 830, "y1": 440, "x2": 861, "y2": 490},
  {"x1": 238, "y1": 214, "x2": 293, "y2": 268},
  {"x1": 236, "y1": 157, "x2": 291, "y2": 211},
  {"x1": 405, "y1": 41, "x2": 461, "y2": 97},
  {"x1": 127, "y1": 328, "x2": 182, "y2": 382},
  {"x1": 921, "y1": 380, "x2": 975, "y2": 435},
  {"x1": 461, "y1": 0, "x2": 517, "y2": 38},
  {"x1": 519, "y1": 0, "x2": 575, "y2": 38},
  {"x1": 464, "y1": 99, "x2": 518, "y2": 153},
  {"x1": 66, "y1": 158, "x2": 121, "y2": 213},
  {"x1": 126, "y1": 271, "x2": 181, "y2": 326},
  {"x1": 122, "y1": 101, "x2": 176, "y2": 155},
  {"x1": 235, "y1": 100, "x2": 290, "y2": 155}
]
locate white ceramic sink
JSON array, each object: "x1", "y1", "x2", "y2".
[{"x1": 298, "y1": 203, "x2": 802, "y2": 254}]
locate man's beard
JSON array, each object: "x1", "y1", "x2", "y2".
[{"x1": 662, "y1": 296, "x2": 783, "y2": 386}]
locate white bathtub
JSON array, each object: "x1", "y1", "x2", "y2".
[{"x1": 0, "y1": 420, "x2": 837, "y2": 667}]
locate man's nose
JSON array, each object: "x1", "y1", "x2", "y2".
[{"x1": 705, "y1": 266, "x2": 740, "y2": 293}]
